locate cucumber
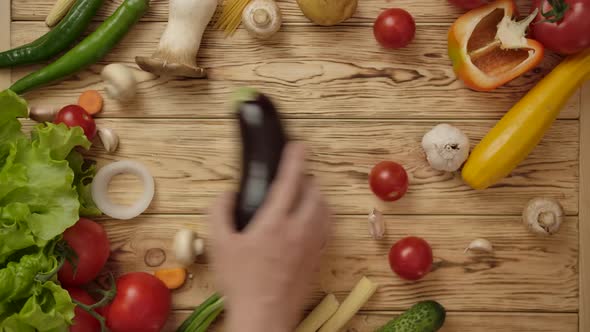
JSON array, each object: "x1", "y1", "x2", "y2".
[{"x1": 375, "y1": 301, "x2": 446, "y2": 332}]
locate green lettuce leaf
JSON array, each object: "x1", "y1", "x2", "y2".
[
  {"x1": 0, "y1": 246, "x2": 57, "y2": 303},
  {"x1": 0, "y1": 90, "x2": 97, "y2": 331},
  {"x1": 67, "y1": 152, "x2": 101, "y2": 217},
  {"x1": 0, "y1": 90, "x2": 27, "y2": 147},
  {"x1": 0, "y1": 282, "x2": 74, "y2": 332}
]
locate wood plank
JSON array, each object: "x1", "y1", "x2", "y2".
[
  {"x1": 62, "y1": 118, "x2": 579, "y2": 216},
  {"x1": 580, "y1": 83, "x2": 590, "y2": 331},
  {"x1": 163, "y1": 311, "x2": 578, "y2": 332},
  {"x1": 10, "y1": 22, "x2": 580, "y2": 120},
  {"x1": 11, "y1": 0, "x2": 533, "y2": 25},
  {"x1": 0, "y1": 0, "x2": 10, "y2": 89},
  {"x1": 99, "y1": 214, "x2": 579, "y2": 312}
]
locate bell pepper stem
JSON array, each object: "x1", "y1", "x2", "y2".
[{"x1": 496, "y1": 8, "x2": 539, "y2": 50}]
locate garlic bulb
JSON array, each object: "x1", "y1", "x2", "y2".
[
  {"x1": 522, "y1": 198, "x2": 563, "y2": 235},
  {"x1": 422, "y1": 124, "x2": 470, "y2": 172},
  {"x1": 368, "y1": 208, "x2": 385, "y2": 240}
]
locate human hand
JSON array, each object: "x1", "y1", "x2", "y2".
[{"x1": 210, "y1": 143, "x2": 331, "y2": 332}]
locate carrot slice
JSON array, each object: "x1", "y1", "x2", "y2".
[
  {"x1": 154, "y1": 268, "x2": 188, "y2": 290},
  {"x1": 78, "y1": 90, "x2": 104, "y2": 115}
]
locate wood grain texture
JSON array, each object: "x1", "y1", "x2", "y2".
[
  {"x1": 11, "y1": 0, "x2": 533, "y2": 25},
  {"x1": 59, "y1": 118, "x2": 579, "y2": 216},
  {"x1": 0, "y1": 0, "x2": 9, "y2": 89},
  {"x1": 10, "y1": 22, "x2": 580, "y2": 120},
  {"x1": 163, "y1": 311, "x2": 578, "y2": 332},
  {"x1": 100, "y1": 214, "x2": 578, "y2": 312},
  {"x1": 580, "y1": 83, "x2": 590, "y2": 331}
]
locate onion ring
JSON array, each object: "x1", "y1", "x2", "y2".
[{"x1": 91, "y1": 160, "x2": 155, "y2": 220}]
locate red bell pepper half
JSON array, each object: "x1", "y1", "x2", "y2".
[{"x1": 448, "y1": 0, "x2": 545, "y2": 91}]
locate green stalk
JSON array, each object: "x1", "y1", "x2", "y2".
[
  {"x1": 176, "y1": 293, "x2": 223, "y2": 332},
  {"x1": 195, "y1": 305, "x2": 224, "y2": 332},
  {"x1": 184, "y1": 297, "x2": 224, "y2": 331}
]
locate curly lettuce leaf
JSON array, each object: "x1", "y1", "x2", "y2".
[
  {"x1": 1, "y1": 124, "x2": 87, "y2": 245},
  {"x1": 0, "y1": 90, "x2": 95, "y2": 330},
  {"x1": 0, "y1": 90, "x2": 27, "y2": 146},
  {"x1": 67, "y1": 152, "x2": 101, "y2": 217},
  {"x1": 0, "y1": 246, "x2": 57, "y2": 303},
  {"x1": 0, "y1": 282, "x2": 74, "y2": 332}
]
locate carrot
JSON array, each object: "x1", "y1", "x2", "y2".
[
  {"x1": 78, "y1": 90, "x2": 104, "y2": 115},
  {"x1": 154, "y1": 268, "x2": 187, "y2": 290}
]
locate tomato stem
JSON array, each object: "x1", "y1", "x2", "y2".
[
  {"x1": 73, "y1": 274, "x2": 117, "y2": 332},
  {"x1": 35, "y1": 239, "x2": 78, "y2": 283},
  {"x1": 539, "y1": 0, "x2": 569, "y2": 23}
]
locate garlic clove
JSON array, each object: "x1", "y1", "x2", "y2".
[
  {"x1": 464, "y1": 238, "x2": 493, "y2": 253},
  {"x1": 97, "y1": 127, "x2": 119, "y2": 153},
  {"x1": 193, "y1": 238, "x2": 205, "y2": 256},
  {"x1": 368, "y1": 208, "x2": 385, "y2": 240}
]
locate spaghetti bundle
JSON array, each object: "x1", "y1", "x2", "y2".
[{"x1": 215, "y1": 0, "x2": 252, "y2": 36}]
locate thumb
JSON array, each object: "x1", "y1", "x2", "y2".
[{"x1": 209, "y1": 192, "x2": 237, "y2": 243}]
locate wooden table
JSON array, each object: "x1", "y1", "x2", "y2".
[{"x1": 1, "y1": 0, "x2": 589, "y2": 330}]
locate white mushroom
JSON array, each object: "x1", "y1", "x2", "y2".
[
  {"x1": 97, "y1": 127, "x2": 119, "y2": 153},
  {"x1": 135, "y1": 0, "x2": 218, "y2": 78},
  {"x1": 101, "y1": 64, "x2": 155, "y2": 102},
  {"x1": 422, "y1": 124, "x2": 470, "y2": 172},
  {"x1": 522, "y1": 198, "x2": 563, "y2": 236},
  {"x1": 464, "y1": 238, "x2": 493, "y2": 253},
  {"x1": 174, "y1": 228, "x2": 205, "y2": 266},
  {"x1": 242, "y1": 0, "x2": 282, "y2": 39}
]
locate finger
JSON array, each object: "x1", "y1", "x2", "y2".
[
  {"x1": 292, "y1": 180, "x2": 331, "y2": 240},
  {"x1": 256, "y1": 143, "x2": 306, "y2": 225},
  {"x1": 209, "y1": 192, "x2": 237, "y2": 243}
]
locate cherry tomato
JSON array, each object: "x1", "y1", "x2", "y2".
[
  {"x1": 106, "y1": 272, "x2": 171, "y2": 332},
  {"x1": 448, "y1": 0, "x2": 489, "y2": 10},
  {"x1": 59, "y1": 218, "x2": 110, "y2": 287},
  {"x1": 54, "y1": 105, "x2": 97, "y2": 140},
  {"x1": 68, "y1": 288, "x2": 101, "y2": 332},
  {"x1": 389, "y1": 236, "x2": 433, "y2": 280},
  {"x1": 530, "y1": 0, "x2": 590, "y2": 55},
  {"x1": 369, "y1": 161, "x2": 409, "y2": 201},
  {"x1": 373, "y1": 9, "x2": 416, "y2": 49}
]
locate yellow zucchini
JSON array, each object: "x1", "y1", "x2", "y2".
[{"x1": 462, "y1": 49, "x2": 590, "y2": 190}]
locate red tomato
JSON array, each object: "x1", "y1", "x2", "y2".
[
  {"x1": 68, "y1": 288, "x2": 101, "y2": 332},
  {"x1": 373, "y1": 9, "x2": 416, "y2": 49},
  {"x1": 389, "y1": 236, "x2": 433, "y2": 280},
  {"x1": 106, "y1": 272, "x2": 171, "y2": 332},
  {"x1": 54, "y1": 105, "x2": 97, "y2": 140},
  {"x1": 369, "y1": 161, "x2": 409, "y2": 201},
  {"x1": 530, "y1": 0, "x2": 590, "y2": 55},
  {"x1": 448, "y1": 0, "x2": 489, "y2": 10},
  {"x1": 59, "y1": 218, "x2": 110, "y2": 287}
]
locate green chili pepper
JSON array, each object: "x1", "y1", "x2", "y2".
[
  {"x1": 0, "y1": 0, "x2": 103, "y2": 68},
  {"x1": 10, "y1": 0, "x2": 149, "y2": 95}
]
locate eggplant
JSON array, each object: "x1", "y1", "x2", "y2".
[{"x1": 234, "y1": 88, "x2": 287, "y2": 231}]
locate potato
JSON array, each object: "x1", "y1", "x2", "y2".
[{"x1": 296, "y1": 0, "x2": 358, "y2": 26}]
